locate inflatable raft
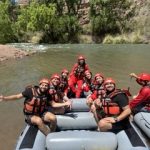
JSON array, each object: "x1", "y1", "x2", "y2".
[{"x1": 15, "y1": 98, "x2": 150, "y2": 150}]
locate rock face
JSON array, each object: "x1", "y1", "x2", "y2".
[
  {"x1": 0, "y1": 45, "x2": 29, "y2": 62},
  {"x1": 78, "y1": 0, "x2": 90, "y2": 25},
  {"x1": 133, "y1": 0, "x2": 150, "y2": 43}
]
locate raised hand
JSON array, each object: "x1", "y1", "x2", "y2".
[
  {"x1": 0, "y1": 95, "x2": 4, "y2": 102},
  {"x1": 129, "y1": 73, "x2": 138, "y2": 78}
]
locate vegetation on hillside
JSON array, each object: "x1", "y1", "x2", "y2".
[{"x1": 0, "y1": 0, "x2": 149, "y2": 44}]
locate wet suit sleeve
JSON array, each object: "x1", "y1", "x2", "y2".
[
  {"x1": 129, "y1": 87, "x2": 150, "y2": 109},
  {"x1": 85, "y1": 64, "x2": 90, "y2": 71},
  {"x1": 69, "y1": 63, "x2": 78, "y2": 76}
]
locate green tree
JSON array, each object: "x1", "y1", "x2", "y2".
[
  {"x1": 0, "y1": 1, "x2": 15, "y2": 43},
  {"x1": 14, "y1": 2, "x2": 80, "y2": 43},
  {"x1": 90, "y1": 0, "x2": 134, "y2": 37}
]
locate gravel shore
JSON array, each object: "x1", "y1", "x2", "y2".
[{"x1": 0, "y1": 44, "x2": 30, "y2": 62}]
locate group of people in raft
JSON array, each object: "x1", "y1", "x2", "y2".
[{"x1": 0, "y1": 55, "x2": 150, "y2": 136}]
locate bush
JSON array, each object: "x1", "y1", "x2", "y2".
[{"x1": 103, "y1": 32, "x2": 143, "y2": 44}]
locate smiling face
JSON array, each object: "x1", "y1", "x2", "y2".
[
  {"x1": 39, "y1": 82, "x2": 49, "y2": 93},
  {"x1": 95, "y1": 76, "x2": 103, "y2": 84},
  {"x1": 105, "y1": 82, "x2": 115, "y2": 92},
  {"x1": 61, "y1": 72, "x2": 68, "y2": 79},
  {"x1": 78, "y1": 59, "x2": 85, "y2": 65},
  {"x1": 85, "y1": 72, "x2": 92, "y2": 80},
  {"x1": 51, "y1": 77, "x2": 60, "y2": 86}
]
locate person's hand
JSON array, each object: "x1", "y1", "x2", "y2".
[
  {"x1": 65, "y1": 100, "x2": 72, "y2": 109},
  {"x1": 67, "y1": 99, "x2": 72, "y2": 110},
  {"x1": 94, "y1": 99, "x2": 102, "y2": 108},
  {"x1": 0, "y1": 95, "x2": 4, "y2": 102},
  {"x1": 90, "y1": 103, "x2": 96, "y2": 112},
  {"x1": 130, "y1": 73, "x2": 138, "y2": 78},
  {"x1": 103, "y1": 117, "x2": 116, "y2": 123},
  {"x1": 82, "y1": 83, "x2": 86, "y2": 89}
]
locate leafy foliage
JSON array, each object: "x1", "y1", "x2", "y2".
[
  {"x1": 14, "y1": 2, "x2": 80, "y2": 43},
  {"x1": 0, "y1": 1, "x2": 15, "y2": 43},
  {"x1": 90, "y1": 0, "x2": 134, "y2": 37},
  {"x1": 0, "y1": 0, "x2": 148, "y2": 44}
]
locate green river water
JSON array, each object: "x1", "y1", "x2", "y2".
[{"x1": 0, "y1": 44, "x2": 150, "y2": 150}]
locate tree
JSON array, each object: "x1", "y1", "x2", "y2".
[
  {"x1": 90, "y1": 0, "x2": 134, "y2": 37},
  {"x1": 14, "y1": 2, "x2": 80, "y2": 43},
  {"x1": 0, "y1": 1, "x2": 15, "y2": 43}
]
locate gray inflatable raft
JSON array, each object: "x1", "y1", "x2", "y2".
[
  {"x1": 70, "y1": 98, "x2": 89, "y2": 112},
  {"x1": 46, "y1": 130, "x2": 117, "y2": 150},
  {"x1": 15, "y1": 98, "x2": 150, "y2": 150},
  {"x1": 15, "y1": 124, "x2": 45, "y2": 150},
  {"x1": 134, "y1": 112, "x2": 150, "y2": 138},
  {"x1": 56, "y1": 112, "x2": 97, "y2": 130}
]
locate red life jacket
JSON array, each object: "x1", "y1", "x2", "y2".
[
  {"x1": 24, "y1": 87, "x2": 48, "y2": 115},
  {"x1": 102, "y1": 89, "x2": 130, "y2": 116}
]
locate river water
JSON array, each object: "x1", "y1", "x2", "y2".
[{"x1": 0, "y1": 44, "x2": 150, "y2": 150}]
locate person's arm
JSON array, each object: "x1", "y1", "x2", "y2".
[
  {"x1": 129, "y1": 87, "x2": 150, "y2": 109},
  {"x1": 113, "y1": 93, "x2": 131, "y2": 122},
  {"x1": 63, "y1": 95, "x2": 72, "y2": 110},
  {"x1": 0, "y1": 93, "x2": 23, "y2": 102},
  {"x1": 116, "y1": 105, "x2": 131, "y2": 122},
  {"x1": 85, "y1": 64, "x2": 90, "y2": 71},
  {"x1": 69, "y1": 64, "x2": 77, "y2": 76},
  {"x1": 50, "y1": 100, "x2": 71, "y2": 108},
  {"x1": 63, "y1": 95, "x2": 71, "y2": 102},
  {"x1": 64, "y1": 87, "x2": 69, "y2": 96},
  {"x1": 82, "y1": 83, "x2": 90, "y2": 92},
  {"x1": 104, "y1": 105, "x2": 131, "y2": 123}
]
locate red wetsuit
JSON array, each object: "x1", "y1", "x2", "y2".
[
  {"x1": 68, "y1": 63, "x2": 89, "y2": 98},
  {"x1": 129, "y1": 86, "x2": 150, "y2": 112}
]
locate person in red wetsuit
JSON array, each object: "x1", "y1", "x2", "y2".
[
  {"x1": 98, "y1": 78, "x2": 131, "y2": 132},
  {"x1": 68, "y1": 55, "x2": 90, "y2": 98},
  {"x1": 86, "y1": 73, "x2": 105, "y2": 122},
  {"x1": 129, "y1": 73, "x2": 150, "y2": 114}
]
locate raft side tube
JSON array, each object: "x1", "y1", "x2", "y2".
[
  {"x1": 56, "y1": 112, "x2": 97, "y2": 130},
  {"x1": 15, "y1": 124, "x2": 46, "y2": 150},
  {"x1": 134, "y1": 112, "x2": 150, "y2": 139},
  {"x1": 70, "y1": 98, "x2": 89, "y2": 112},
  {"x1": 117, "y1": 129, "x2": 149, "y2": 150},
  {"x1": 46, "y1": 130, "x2": 117, "y2": 150}
]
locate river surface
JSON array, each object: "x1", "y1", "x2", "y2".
[{"x1": 0, "y1": 44, "x2": 150, "y2": 150}]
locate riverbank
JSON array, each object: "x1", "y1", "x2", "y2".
[{"x1": 0, "y1": 44, "x2": 31, "y2": 62}]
